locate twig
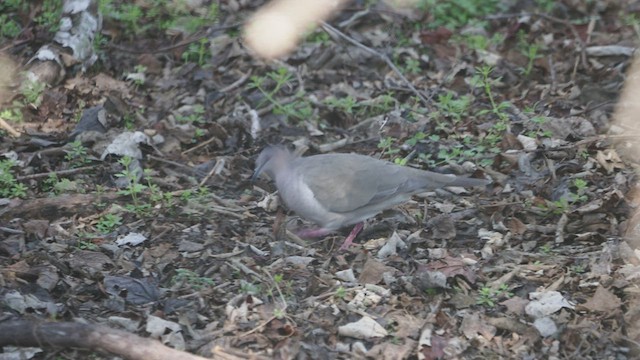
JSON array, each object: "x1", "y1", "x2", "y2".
[
  {"x1": 17, "y1": 166, "x2": 96, "y2": 181},
  {"x1": 147, "y1": 155, "x2": 193, "y2": 170},
  {"x1": 482, "y1": 12, "x2": 589, "y2": 73},
  {"x1": 0, "y1": 320, "x2": 211, "y2": 360},
  {"x1": 182, "y1": 136, "x2": 220, "y2": 155},
  {"x1": 107, "y1": 23, "x2": 241, "y2": 54},
  {"x1": 535, "y1": 13, "x2": 589, "y2": 73},
  {"x1": 0, "y1": 117, "x2": 20, "y2": 137},
  {"x1": 547, "y1": 54, "x2": 557, "y2": 93},
  {"x1": 219, "y1": 70, "x2": 253, "y2": 93},
  {"x1": 240, "y1": 268, "x2": 291, "y2": 338},
  {"x1": 0, "y1": 226, "x2": 24, "y2": 234},
  {"x1": 320, "y1": 22, "x2": 431, "y2": 105},
  {"x1": 555, "y1": 213, "x2": 569, "y2": 244},
  {"x1": 514, "y1": 134, "x2": 640, "y2": 153},
  {"x1": 199, "y1": 157, "x2": 225, "y2": 186}
]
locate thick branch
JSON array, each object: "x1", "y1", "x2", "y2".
[{"x1": 0, "y1": 320, "x2": 210, "y2": 360}]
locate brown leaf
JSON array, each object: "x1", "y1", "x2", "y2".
[
  {"x1": 506, "y1": 217, "x2": 527, "y2": 235},
  {"x1": 579, "y1": 286, "x2": 622, "y2": 313},
  {"x1": 420, "y1": 27, "x2": 452, "y2": 45},
  {"x1": 427, "y1": 256, "x2": 477, "y2": 283},
  {"x1": 500, "y1": 296, "x2": 529, "y2": 315},
  {"x1": 500, "y1": 132, "x2": 523, "y2": 151},
  {"x1": 461, "y1": 313, "x2": 496, "y2": 341},
  {"x1": 358, "y1": 257, "x2": 393, "y2": 285}
]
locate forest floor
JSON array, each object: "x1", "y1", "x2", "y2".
[{"x1": 1, "y1": 0, "x2": 640, "y2": 359}]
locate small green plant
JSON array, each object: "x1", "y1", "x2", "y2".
[
  {"x1": 324, "y1": 96, "x2": 358, "y2": 114},
  {"x1": 391, "y1": 132, "x2": 429, "y2": 166},
  {"x1": 462, "y1": 34, "x2": 492, "y2": 50},
  {"x1": 115, "y1": 156, "x2": 149, "y2": 213},
  {"x1": 473, "y1": 66, "x2": 510, "y2": 122},
  {"x1": 268, "y1": 273, "x2": 294, "y2": 299},
  {"x1": 43, "y1": 173, "x2": 83, "y2": 195},
  {"x1": 180, "y1": 189, "x2": 194, "y2": 201},
  {"x1": 517, "y1": 31, "x2": 543, "y2": 76},
  {"x1": 77, "y1": 239, "x2": 99, "y2": 250},
  {"x1": 65, "y1": 140, "x2": 91, "y2": 167},
  {"x1": 476, "y1": 283, "x2": 512, "y2": 307},
  {"x1": 181, "y1": 38, "x2": 211, "y2": 66},
  {"x1": 367, "y1": 93, "x2": 396, "y2": 116},
  {"x1": 0, "y1": 159, "x2": 27, "y2": 198},
  {"x1": 495, "y1": 283, "x2": 513, "y2": 298},
  {"x1": 573, "y1": 178, "x2": 587, "y2": 191},
  {"x1": 419, "y1": 0, "x2": 502, "y2": 29},
  {"x1": 535, "y1": 0, "x2": 555, "y2": 13},
  {"x1": 525, "y1": 115, "x2": 553, "y2": 138},
  {"x1": 99, "y1": 0, "x2": 217, "y2": 39},
  {"x1": 176, "y1": 104, "x2": 205, "y2": 124},
  {"x1": 43, "y1": 174, "x2": 83, "y2": 195},
  {"x1": 0, "y1": 13, "x2": 21, "y2": 38},
  {"x1": 460, "y1": 33, "x2": 505, "y2": 51},
  {"x1": 193, "y1": 128, "x2": 206, "y2": 139},
  {"x1": 240, "y1": 281, "x2": 261, "y2": 295},
  {"x1": 476, "y1": 288, "x2": 493, "y2": 306},
  {"x1": 42, "y1": 173, "x2": 59, "y2": 193},
  {"x1": 570, "y1": 178, "x2": 589, "y2": 202},
  {"x1": 579, "y1": 150, "x2": 590, "y2": 159},
  {"x1": 173, "y1": 269, "x2": 215, "y2": 290},
  {"x1": 123, "y1": 113, "x2": 136, "y2": 130},
  {"x1": 570, "y1": 264, "x2": 586, "y2": 274},
  {"x1": 273, "y1": 307, "x2": 286, "y2": 319},
  {"x1": 405, "y1": 132, "x2": 427, "y2": 147},
  {"x1": 0, "y1": 0, "x2": 27, "y2": 11},
  {"x1": 377, "y1": 136, "x2": 401, "y2": 159},
  {"x1": 540, "y1": 178, "x2": 589, "y2": 214},
  {"x1": 624, "y1": 14, "x2": 640, "y2": 40},
  {"x1": 93, "y1": 33, "x2": 109, "y2": 58},
  {"x1": 161, "y1": 1, "x2": 218, "y2": 34},
  {"x1": 118, "y1": 3, "x2": 144, "y2": 34},
  {"x1": 521, "y1": 43, "x2": 540, "y2": 76},
  {"x1": 539, "y1": 243, "x2": 552, "y2": 254},
  {"x1": 96, "y1": 213, "x2": 122, "y2": 234},
  {"x1": 545, "y1": 198, "x2": 569, "y2": 214},
  {"x1": 142, "y1": 168, "x2": 175, "y2": 208},
  {"x1": 0, "y1": 107, "x2": 23, "y2": 123},
  {"x1": 126, "y1": 65, "x2": 147, "y2": 86},
  {"x1": 181, "y1": 187, "x2": 209, "y2": 202},
  {"x1": 424, "y1": 288, "x2": 438, "y2": 296},
  {"x1": 471, "y1": 66, "x2": 510, "y2": 155},
  {"x1": 334, "y1": 286, "x2": 347, "y2": 300},
  {"x1": 306, "y1": 29, "x2": 330, "y2": 44},
  {"x1": 35, "y1": 0, "x2": 63, "y2": 33},
  {"x1": 324, "y1": 93, "x2": 398, "y2": 119},
  {"x1": 21, "y1": 79, "x2": 47, "y2": 108},
  {"x1": 248, "y1": 68, "x2": 313, "y2": 122},
  {"x1": 402, "y1": 57, "x2": 421, "y2": 75},
  {"x1": 434, "y1": 92, "x2": 471, "y2": 123}
]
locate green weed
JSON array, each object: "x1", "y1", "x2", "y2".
[
  {"x1": 0, "y1": 159, "x2": 27, "y2": 198},
  {"x1": 96, "y1": 213, "x2": 122, "y2": 234}
]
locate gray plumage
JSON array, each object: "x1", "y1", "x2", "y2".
[{"x1": 253, "y1": 146, "x2": 490, "y2": 233}]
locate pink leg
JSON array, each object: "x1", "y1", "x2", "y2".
[
  {"x1": 296, "y1": 228, "x2": 332, "y2": 238},
  {"x1": 339, "y1": 222, "x2": 364, "y2": 250}
]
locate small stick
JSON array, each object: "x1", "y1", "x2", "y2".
[{"x1": 320, "y1": 22, "x2": 431, "y2": 105}]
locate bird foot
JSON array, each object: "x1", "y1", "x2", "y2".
[
  {"x1": 296, "y1": 223, "x2": 364, "y2": 251},
  {"x1": 296, "y1": 228, "x2": 332, "y2": 238},
  {"x1": 338, "y1": 222, "x2": 364, "y2": 251}
]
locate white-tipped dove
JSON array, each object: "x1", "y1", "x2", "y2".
[{"x1": 253, "y1": 146, "x2": 490, "y2": 250}]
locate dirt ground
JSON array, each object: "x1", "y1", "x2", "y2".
[{"x1": 1, "y1": 0, "x2": 640, "y2": 359}]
